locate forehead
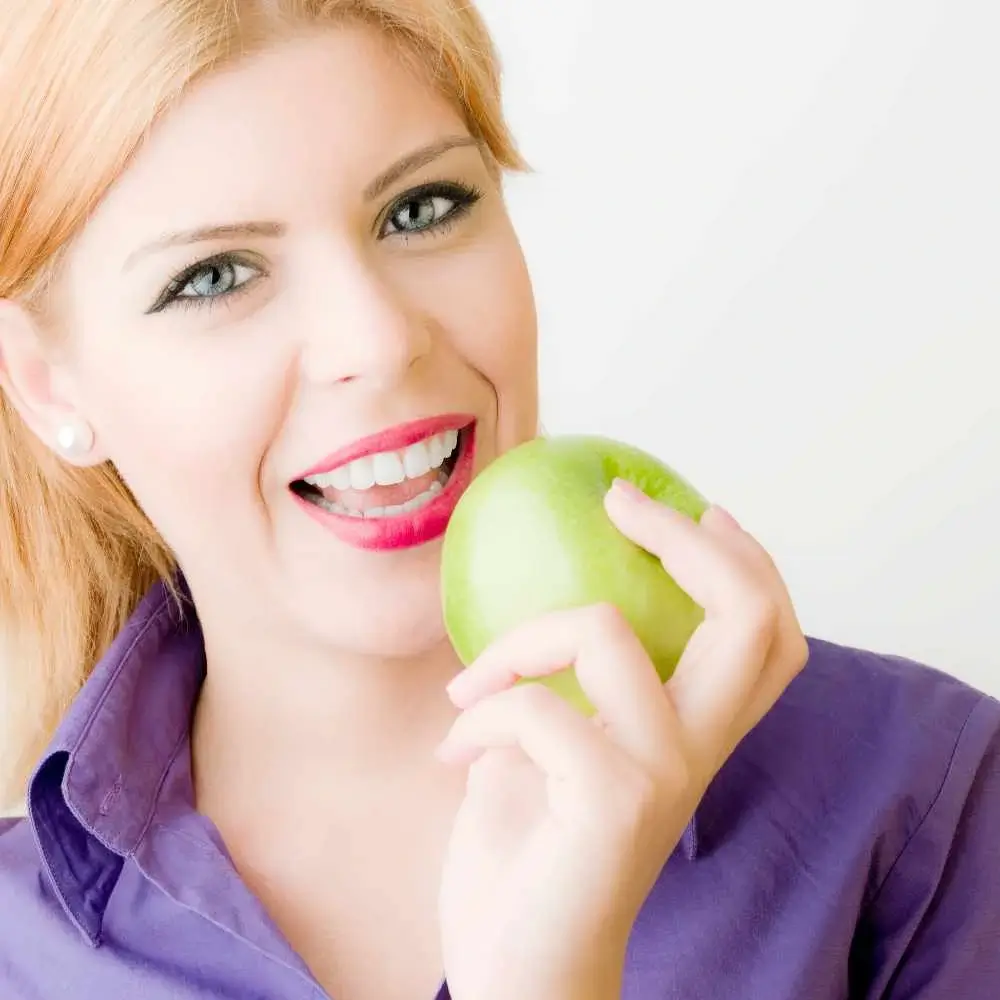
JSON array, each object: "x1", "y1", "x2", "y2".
[{"x1": 71, "y1": 25, "x2": 467, "y2": 256}]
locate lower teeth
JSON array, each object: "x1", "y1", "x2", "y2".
[{"x1": 317, "y1": 472, "x2": 447, "y2": 519}]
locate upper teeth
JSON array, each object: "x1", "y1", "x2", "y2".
[{"x1": 304, "y1": 429, "x2": 460, "y2": 492}]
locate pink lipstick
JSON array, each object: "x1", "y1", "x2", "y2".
[{"x1": 290, "y1": 413, "x2": 477, "y2": 551}]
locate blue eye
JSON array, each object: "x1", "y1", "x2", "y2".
[
  {"x1": 151, "y1": 256, "x2": 262, "y2": 314},
  {"x1": 380, "y1": 181, "x2": 482, "y2": 239},
  {"x1": 178, "y1": 260, "x2": 257, "y2": 300}
]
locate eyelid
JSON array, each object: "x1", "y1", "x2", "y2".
[
  {"x1": 172, "y1": 251, "x2": 264, "y2": 288},
  {"x1": 377, "y1": 179, "x2": 482, "y2": 238},
  {"x1": 148, "y1": 251, "x2": 266, "y2": 313}
]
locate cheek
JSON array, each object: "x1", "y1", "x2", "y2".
[
  {"x1": 421, "y1": 235, "x2": 538, "y2": 437},
  {"x1": 475, "y1": 245, "x2": 539, "y2": 446},
  {"x1": 80, "y1": 326, "x2": 291, "y2": 536}
]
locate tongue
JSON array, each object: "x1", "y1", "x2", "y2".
[{"x1": 319, "y1": 469, "x2": 442, "y2": 512}]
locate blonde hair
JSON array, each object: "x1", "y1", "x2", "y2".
[{"x1": 0, "y1": 0, "x2": 526, "y2": 808}]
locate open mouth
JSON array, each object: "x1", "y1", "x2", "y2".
[{"x1": 290, "y1": 425, "x2": 469, "y2": 519}]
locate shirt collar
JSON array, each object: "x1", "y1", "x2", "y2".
[
  {"x1": 27, "y1": 577, "x2": 702, "y2": 945},
  {"x1": 28, "y1": 576, "x2": 205, "y2": 944}
]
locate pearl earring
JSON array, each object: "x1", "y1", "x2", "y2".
[{"x1": 55, "y1": 419, "x2": 95, "y2": 459}]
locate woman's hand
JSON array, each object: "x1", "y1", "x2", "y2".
[{"x1": 435, "y1": 479, "x2": 810, "y2": 1000}]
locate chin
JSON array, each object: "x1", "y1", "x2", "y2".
[{"x1": 289, "y1": 552, "x2": 451, "y2": 660}]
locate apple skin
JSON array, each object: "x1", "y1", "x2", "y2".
[{"x1": 440, "y1": 434, "x2": 711, "y2": 714}]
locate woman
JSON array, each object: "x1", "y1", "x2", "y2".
[{"x1": 0, "y1": 2, "x2": 996, "y2": 998}]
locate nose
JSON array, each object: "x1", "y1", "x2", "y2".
[{"x1": 297, "y1": 248, "x2": 432, "y2": 388}]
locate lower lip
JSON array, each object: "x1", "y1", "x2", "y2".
[{"x1": 292, "y1": 424, "x2": 477, "y2": 551}]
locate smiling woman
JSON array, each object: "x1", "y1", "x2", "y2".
[
  {"x1": 1, "y1": 2, "x2": 999, "y2": 1000},
  {"x1": 0, "y1": 0, "x2": 533, "y2": 803},
  {"x1": 0, "y1": 3, "x2": 544, "y2": 997}
]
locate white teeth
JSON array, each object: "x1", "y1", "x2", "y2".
[
  {"x1": 303, "y1": 429, "x2": 462, "y2": 493},
  {"x1": 402, "y1": 439, "x2": 432, "y2": 479},
  {"x1": 329, "y1": 465, "x2": 352, "y2": 490},
  {"x1": 315, "y1": 476, "x2": 445, "y2": 519},
  {"x1": 348, "y1": 455, "x2": 375, "y2": 491},
  {"x1": 372, "y1": 451, "x2": 406, "y2": 486}
]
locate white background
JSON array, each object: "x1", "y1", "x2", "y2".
[{"x1": 478, "y1": 0, "x2": 1000, "y2": 696}]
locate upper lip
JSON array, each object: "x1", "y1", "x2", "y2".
[{"x1": 293, "y1": 412, "x2": 476, "y2": 481}]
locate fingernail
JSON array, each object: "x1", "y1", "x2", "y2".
[
  {"x1": 445, "y1": 669, "x2": 480, "y2": 707},
  {"x1": 445, "y1": 670, "x2": 469, "y2": 698},
  {"x1": 610, "y1": 478, "x2": 651, "y2": 505}
]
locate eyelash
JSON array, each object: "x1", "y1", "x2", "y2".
[{"x1": 149, "y1": 180, "x2": 484, "y2": 314}]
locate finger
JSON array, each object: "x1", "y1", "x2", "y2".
[
  {"x1": 667, "y1": 608, "x2": 778, "y2": 761},
  {"x1": 603, "y1": 482, "x2": 762, "y2": 618},
  {"x1": 607, "y1": 482, "x2": 792, "y2": 686},
  {"x1": 436, "y1": 681, "x2": 627, "y2": 796},
  {"x1": 701, "y1": 507, "x2": 808, "y2": 685},
  {"x1": 699, "y1": 505, "x2": 782, "y2": 587},
  {"x1": 696, "y1": 508, "x2": 811, "y2": 717},
  {"x1": 696, "y1": 505, "x2": 804, "y2": 631},
  {"x1": 445, "y1": 659, "x2": 520, "y2": 709},
  {"x1": 444, "y1": 604, "x2": 678, "y2": 766},
  {"x1": 607, "y1": 483, "x2": 809, "y2": 765},
  {"x1": 604, "y1": 485, "x2": 789, "y2": 735},
  {"x1": 460, "y1": 747, "x2": 546, "y2": 834},
  {"x1": 740, "y1": 624, "x2": 811, "y2": 731}
]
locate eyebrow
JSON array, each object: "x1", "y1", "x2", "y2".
[
  {"x1": 363, "y1": 134, "x2": 480, "y2": 201},
  {"x1": 122, "y1": 134, "x2": 481, "y2": 273}
]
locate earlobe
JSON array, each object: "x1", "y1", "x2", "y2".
[{"x1": 0, "y1": 299, "x2": 104, "y2": 467}]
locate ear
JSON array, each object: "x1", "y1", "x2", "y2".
[{"x1": 0, "y1": 299, "x2": 107, "y2": 468}]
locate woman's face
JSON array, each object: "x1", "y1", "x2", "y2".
[{"x1": 39, "y1": 25, "x2": 539, "y2": 657}]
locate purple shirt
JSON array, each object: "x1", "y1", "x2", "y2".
[{"x1": 2, "y1": 579, "x2": 999, "y2": 999}]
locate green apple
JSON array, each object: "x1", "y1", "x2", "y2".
[{"x1": 440, "y1": 434, "x2": 710, "y2": 714}]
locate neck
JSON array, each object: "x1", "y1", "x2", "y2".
[{"x1": 190, "y1": 613, "x2": 464, "y2": 824}]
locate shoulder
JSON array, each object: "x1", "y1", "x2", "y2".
[
  {"x1": 790, "y1": 639, "x2": 1000, "y2": 991},
  {"x1": 704, "y1": 637, "x2": 1000, "y2": 887},
  {"x1": 710, "y1": 637, "x2": 1000, "y2": 988},
  {"x1": 761, "y1": 635, "x2": 995, "y2": 782},
  {"x1": 628, "y1": 639, "x2": 998, "y2": 997},
  {"x1": 774, "y1": 636, "x2": 996, "y2": 809},
  {"x1": 793, "y1": 635, "x2": 992, "y2": 735}
]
